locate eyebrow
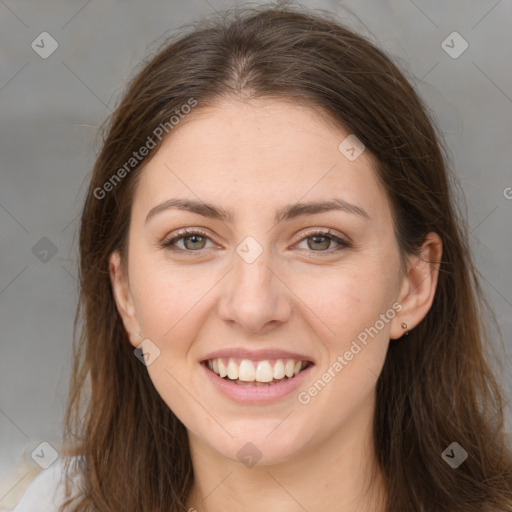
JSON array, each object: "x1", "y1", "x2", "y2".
[{"x1": 145, "y1": 197, "x2": 370, "y2": 225}]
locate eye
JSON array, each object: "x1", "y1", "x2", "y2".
[
  {"x1": 161, "y1": 229, "x2": 215, "y2": 252},
  {"x1": 161, "y1": 228, "x2": 351, "y2": 255},
  {"x1": 294, "y1": 229, "x2": 352, "y2": 253}
]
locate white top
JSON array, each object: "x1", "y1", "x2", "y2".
[{"x1": 6, "y1": 457, "x2": 82, "y2": 512}]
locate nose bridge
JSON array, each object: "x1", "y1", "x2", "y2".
[
  {"x1": 232, "y1": 238, "x2": 276, "y2": 302},
  {"x1": 235, "y1": 246, "x2": 272, "y2": 293},
  {"x1": 218, "y1": 235, "x2": 291, "y2": 332}
]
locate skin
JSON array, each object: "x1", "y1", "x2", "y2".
[{"x1": 110, "y1": 97, "x2": 442, "y2": 512}]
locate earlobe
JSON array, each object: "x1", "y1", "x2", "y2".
[
  {"x1": 390, "y1": 233, "x2": 443, "y2": 339},
  {"x1": 109, "y1": 251, "x2": 142, "y2": 347}
]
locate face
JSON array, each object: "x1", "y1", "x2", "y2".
[{"x1": 110, "y1": 97, "x2": 433, "y2": 466}]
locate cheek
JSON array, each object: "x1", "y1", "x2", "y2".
[
  {"x1": 289, "y1": 258, "x2": 399, "y2": 348},
  {"x1": 288, "y1": 257, "x2": 398, "y2": 404},
  {"x1": 128, "y1": 252, "x2": 215, "y2": 342},
  {"x1": 292, "y1": 270, "x2": 394, "y2": 434},
  {"x1": 127, "y1": 256, "x2": 218, "y2": 428}
]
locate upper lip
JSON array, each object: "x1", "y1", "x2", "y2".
[{"x1": 201, "y1": 348, "x2": 314, "y2": 364}]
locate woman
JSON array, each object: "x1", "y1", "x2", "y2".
[{"x1": 10, "y1": 3, "x2": 512, "y2": 511}]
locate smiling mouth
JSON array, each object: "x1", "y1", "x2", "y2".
[{"x1": 203, "y1": 357, "x2": 313, "y2": 386}]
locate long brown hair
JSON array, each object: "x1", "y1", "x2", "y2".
[{"x1": 60, "y1": 3, "x2": 512, "y2": 511}]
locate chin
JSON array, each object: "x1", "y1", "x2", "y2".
[{"x1": 198, "y1": 421, "x2": 312, "y2": 467}]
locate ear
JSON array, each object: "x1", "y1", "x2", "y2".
[
  {"x1": 109, "y1": 251, "x2": 142, "y2": 348},
  {"x1": 390, "y1": 232, "x2": 443, "y2": 339}
]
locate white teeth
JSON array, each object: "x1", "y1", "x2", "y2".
[
  {"x1": 255, "y1": 361, "x2": 274, "y2": 382},
  {"x1": 273, "y1": 359, "x2": 285, "y2": 379},
  {"x1": 218, "y1": 358, "x2": 227, "y2": 378},
  {"x1": 284, "y1": 359, "x2": 295, "y2": 378},
  {"x1": 206, "y1": 357, "x2": 309, "y2": 383},
  {"x1": 227, "y1": 358, "x2": 238, "y2": 380},
  {"x1": 238, "y1": 359, "x2": 256, "y2": 381}
]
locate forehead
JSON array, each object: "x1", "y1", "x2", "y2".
[{"x1": 132, "y1": 98, "x2": 390, "y2": 224}]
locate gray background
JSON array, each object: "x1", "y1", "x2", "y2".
[{"x1": 1, "y1": 0, "x2": 511, "y2": 505}]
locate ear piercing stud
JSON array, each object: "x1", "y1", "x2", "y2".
[{"x1": 401, "y1": 322, "x2": 408, "y2": 329}]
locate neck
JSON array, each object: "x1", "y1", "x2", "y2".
[{"x1": 185, "y1": 393, "x2": 387, "y2": 512}]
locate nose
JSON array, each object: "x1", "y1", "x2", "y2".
[{"x1": 217, "y1": 246, "x2": 292, "y2": 335}]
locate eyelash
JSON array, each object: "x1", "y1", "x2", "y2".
[{"x1": 160, "y1": 228, "x2": 352, "y2": 255}]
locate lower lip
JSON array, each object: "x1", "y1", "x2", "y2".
[{"x1": 201, "y1": 362, "x2": 314, "y2": 404}]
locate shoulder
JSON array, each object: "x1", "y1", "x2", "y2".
[{"x1": 5, "y1": 456, "x2": 83, "y2": 512}]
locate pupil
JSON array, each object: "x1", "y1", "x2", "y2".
[
  {"x1": 186, "y1": 235, "x2": 205, "y2": 249},
  {"x1": 309, "y1": 235, "x2": 329, "y2": 250}
]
